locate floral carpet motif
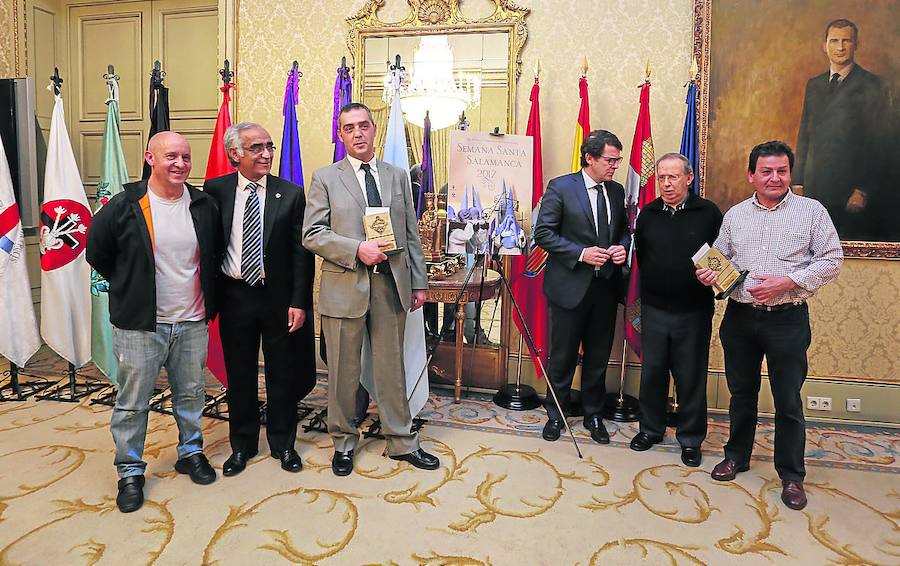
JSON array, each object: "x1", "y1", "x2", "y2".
[{"x1": 0, "y1": 351, "x2": 898, "y2": 565}]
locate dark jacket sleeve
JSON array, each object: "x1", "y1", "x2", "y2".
[
  {"x1": 86, "y1": 196, "x2": 119, "y2": 281},
  {"x1": 291, "y1": 186, "x2": 314, "y2": 309},
  {"x1": 534, "y1": 178, "x2": 583, "y2": 269}
]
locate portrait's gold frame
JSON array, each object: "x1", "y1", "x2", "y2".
[
  {"x1": 693, "y1": 0, "x2": 898, "y2": 259},
  {"x1": 345, "y1": 0, "x2": 529, "y2": 135}
]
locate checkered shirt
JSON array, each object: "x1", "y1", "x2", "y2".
[{"x1": 713, "y1": 190, "x2": 843, "y2": 305}]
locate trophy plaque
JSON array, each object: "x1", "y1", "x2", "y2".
[{"x1": 692, "y1": 243, "x2": 749, "y2": 299}]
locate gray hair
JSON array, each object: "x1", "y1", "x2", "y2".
[
  {"x1": 656, "y1": 152, "x2": 693, "y2": 175},
  {"x1": 223, "y1": 122, "x2": 264, "y2": 165}
]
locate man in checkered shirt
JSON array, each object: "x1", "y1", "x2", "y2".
[{"x1": 696, "y1": 140, "x2": 843, "y2": 511}]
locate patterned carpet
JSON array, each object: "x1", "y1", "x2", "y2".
[{"x1": 0, "y1": 352, "x2": 898, "y2": 565}]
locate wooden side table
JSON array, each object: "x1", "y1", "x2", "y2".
[{"x1": 426, "y1": 267, "x2": 501, "y2": 402}]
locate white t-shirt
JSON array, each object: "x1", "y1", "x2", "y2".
[{"x1": 147, "y1": 188, "x2": 205, "y2": 323}]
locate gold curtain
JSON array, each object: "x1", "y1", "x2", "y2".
[{"x1": 407, "y1": 123, "x2": 450, "y2": 191}]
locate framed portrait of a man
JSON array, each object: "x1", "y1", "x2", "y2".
[{"x1": 694, "y1": 0, "x2": 900, "y2": 258}]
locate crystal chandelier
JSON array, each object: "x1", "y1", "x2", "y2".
[{"x1": 383, "y1": 35, "x2": 481, "y2": 131}]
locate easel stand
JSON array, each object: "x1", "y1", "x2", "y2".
[
  {"x1": 36, "y1": 363, "x2": 107, "y2": 402},
  {"x1": 0, "y1": 363, "x2": 55, "y2": 401},
  {"x1": 487, "y1": 252, "x2": 583, "y2": 458}
]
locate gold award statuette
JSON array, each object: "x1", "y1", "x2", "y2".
[
  {"x1": 364, "y1": 207, "x2": 397, "y2": 252},
  {"x1": 692, "y1": 243, "x2": 749, "y2": 299}
]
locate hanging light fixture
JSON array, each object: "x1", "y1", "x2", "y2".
[{"x1": 383, "y1": 35, "x2": 480, "y2": 131}]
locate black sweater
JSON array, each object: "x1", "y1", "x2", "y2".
[{"x1": 634, "y1": 193, "x2": 723, "y2": 311}]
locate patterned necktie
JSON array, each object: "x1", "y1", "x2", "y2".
[
  {"x1": 360, "y1": 162, "x2": 382, "y2": 206},
  {"x1": 241, "y1": 182, "x2": 263, "y2": 286}
]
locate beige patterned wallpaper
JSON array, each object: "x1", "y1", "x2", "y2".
[
  {"x1": 0, "y1": 0, "x2": 20, "y2": 77},
  {"x1": 179, "y1": 0, "x2": 898, "y2": 384}
]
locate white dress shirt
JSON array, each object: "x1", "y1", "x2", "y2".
[
  {"x1": 579, "y1": 169, "x2": 612, "y2": 264},
  {"x1": 347, "y1": 154, "x2": 382, "y2": 204},
  {"x1": 222, "y1": 172, "x2": 267, "y2": 280}
]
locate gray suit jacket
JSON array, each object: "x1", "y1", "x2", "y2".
[{"x1": 302, "y1": 157, "x2": 427, "y2": 318}]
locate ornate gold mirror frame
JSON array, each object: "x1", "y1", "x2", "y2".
[{"x1": 346, "y1": 0, "x2": 529, "y2": 134}]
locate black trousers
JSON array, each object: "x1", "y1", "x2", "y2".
[
  {"x1": 638, "y1": 303, "x2": 713, "y2": 447},
  {"x1": 219, "y1": 277, "x2": 300, "y2": 454},
  {"x1": 545, "y1": 276, "x2": 618, "y2": 421},
  {"x1": 719, "y1": 301, "x2": 811, "y2": 481}
]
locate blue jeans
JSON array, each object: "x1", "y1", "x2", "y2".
[{"x1": 111, "y1": 321, "x2": 208, "y2": 478}]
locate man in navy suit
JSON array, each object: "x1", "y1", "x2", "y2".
[{"x1": 534, "y1": 130, "x2": 630, "y2": 444}]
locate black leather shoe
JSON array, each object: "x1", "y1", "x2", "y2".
[
  {"x1": 272, "y1": 449, "x2": 303, "y2": 472},
  {"x1": 583, "y1": 415, "x2": 610, "y2": 444},
  {"x1": 116, "y1": 475, "x2": 145, "y2": 513},
  {"x1": 389, "y1": 448, "x2": 441, "y2": 470},
  {"x1": 223, "y1": 450, "x2": 257, "y2": 477},
  {"x1": 174, "y1": 453, "x2": 217, "y2": 485},
  {"x1": 630, "y1": 432, "x2": 662, "y2": 452},
  {"x1": 681, "y1": 446, "x2": 702, "y2": 467},
  {"x1": 332, "y1": 450, "x2": 354, "y2": 476},
  {"x1": 542, "y1": 418, "x2": 563, "y2": 442}
]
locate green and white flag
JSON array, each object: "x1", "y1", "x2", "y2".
[{"x1": 90, "y1": 76, "x2": 128, "y2": 383}]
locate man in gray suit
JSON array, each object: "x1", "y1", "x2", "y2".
[{"x1": 303, "y1": 103, "x2": 439, "y2": 476}]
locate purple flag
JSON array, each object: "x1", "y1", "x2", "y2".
[
  {"x1": 279, "y1": 66, "x2": 304, "y2": 187},
  {"x1": 418, "y1": 112, "x2": 434, "y2": 219},
  {"x1": 332, "y1": 65, "x2": 352, "y2": 163}
]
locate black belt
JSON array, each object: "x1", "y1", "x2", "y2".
[
  {"x1": 224, "y1": 274, "x2": 264, "y2": 288},
  {"x1": 729, "y1": 299, "x2": 805, "y2": 312}
]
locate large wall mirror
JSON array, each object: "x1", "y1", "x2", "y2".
[{"x1": 347, "y1": 0, "x2": 529, "y2": 389}]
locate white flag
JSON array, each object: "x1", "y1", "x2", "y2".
[
  {"x1": 360, "y1": 69, "x2": 430, "y2": 418},
  {"x1": 0, "y1": 135, "x2": 42, "y2": 367},
  {"x1": 39, "y1": 90, "x2": 92, "y2": 367}
]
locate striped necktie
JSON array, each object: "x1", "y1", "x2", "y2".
[{"x1": 241, "y1": 182, "x2": 263, "y2": 286}]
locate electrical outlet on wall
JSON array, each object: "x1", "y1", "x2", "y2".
[
  {"x1": 806, "y1": 396, "x2": 833, "y2": 411},
  {"x1": 846, "y1": 398, "x2": 862, "y2": 412}
]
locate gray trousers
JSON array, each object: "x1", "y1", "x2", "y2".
[{"x1": 321, "y1": 272, "x2": 418, "y2": 455}]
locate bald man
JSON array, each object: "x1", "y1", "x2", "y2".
[{"x1": 88, "y1": 132, "x2": 221, "y2": 513}]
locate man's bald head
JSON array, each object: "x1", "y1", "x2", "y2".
[{"x1": 144, "y1": 131, "x2": 192, "y2": 191}]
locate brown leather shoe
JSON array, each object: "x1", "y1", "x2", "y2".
[
  {"x1": 710, "y1": 458, "x2": 749, "y2": 481},
  {"x1": 781, "y1": 480, "x2": 808, "y2": 510}
]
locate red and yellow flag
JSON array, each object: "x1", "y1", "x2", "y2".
[{"x1": 570, "y1": 76, "x2": 590, "y2": 172}]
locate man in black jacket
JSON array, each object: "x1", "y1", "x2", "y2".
[
  {"x1": 534, "y1": 130, "x2": 630, "y2": 444},
  {"x1": 630, "y1": 153, "x2": 722, "y2": 466},
  {"x1": 87, "y1": 132, "x2": 219, "y2": 513},
  {"x1": 204, "y1": 122, "x2": 316, "y2": 477}
]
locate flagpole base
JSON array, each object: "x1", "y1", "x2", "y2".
[
  {"x1": 493, "y1": 383, "x2": 541, "y2": 411},
  {"x1": 0, "y1": 371, "x2": 55, "y2": 402},
  {"x1": 602, "y1": 392, "x2": 640, "y2": 422},
  {"x1": 36, "y1": 379, "x2": 107, "y2": 402}
]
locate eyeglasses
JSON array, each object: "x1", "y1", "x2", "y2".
[
  {"x1": 657, "y1": 174, "x2": 684, "y2": 183},
  {"x1": 600, "y1": 155, "x2": 624, "y2": 166},
  {"x1": 244, "y1": 142, "x2": 276, "y2": 155}
]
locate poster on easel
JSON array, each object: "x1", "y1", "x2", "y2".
[{"x1": 447, "y1": 130, "x2": 533, "y2": 255}]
